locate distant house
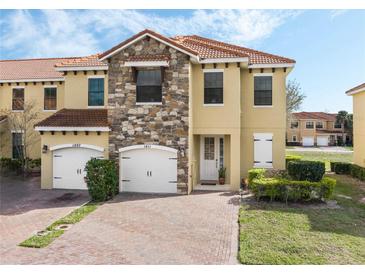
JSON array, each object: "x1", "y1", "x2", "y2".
[
  {"x1": 287, "y1": 112, "x2": 349, "y2": 147},
  {"x1": 346, "y1": 83, "x2": 365, "y2": 168}
]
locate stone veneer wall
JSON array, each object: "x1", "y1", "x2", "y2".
[{"x1": 108, "y1": 37, "x2": 190, "y2": 193}]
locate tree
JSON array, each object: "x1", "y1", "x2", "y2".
[
  {"x1": 336, "y1": 110, "x2": 353, "y2": 146},
  {"x1": 0, "y1": 101, "x2": 41, "y2": 173},
  {"x1": 286, "y1": 80, "x2": 306, "y2": 119}
]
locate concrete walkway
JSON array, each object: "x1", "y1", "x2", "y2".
[{"x1": 287, "y1": 146, "x2": 353, "y2": 153}]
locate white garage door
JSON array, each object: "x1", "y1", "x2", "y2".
[
  {"x1": 302, "y1": 137, "x2": 314, "y2": 147},
  {"x1": 119, "y1": 145, "x2": 177, "y2": 193},
  {"x1": 53, "y1": 146, "x2": 104, "y2": 189},
  {"x1": 317, "y1": 136, "x2": 329, "y2": 146}
]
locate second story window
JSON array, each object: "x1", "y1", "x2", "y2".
[
  {"x1": 316, "y1": 121, "x2": 323, "y2": 129},
  {"x1": 291, "y1": 121, "x2": 299, "y2": 129},
  {"x1": 306, "y1": 121, "x2": 314, "y2": 129},
  {"x1": 44, "y1": 87, "x2": 57, "y2": 110},
  {"x1": 204, "y1": 71, "x2": 223, "y2": 105},
  {"x1": 88, "y1": 78, "x2": 104, "y2": 107},
  {"x1": 136, "y1": 70, "x2": 162, "y2": 104},
  {"x1": 12, "y1": 88, "x2": 24, "y2": 111},
  {"x1": 334, "y1": 122, "x2": 342, "y2": 129},
  {"x1": 254, "y1": 76, "x2": 272, "y2": 106}
]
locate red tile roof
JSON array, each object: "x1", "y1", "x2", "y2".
[
  {"x1": 292, "y1": 112, "x2": 337, "y2": 121},
  {"x1": 0, "y1": 57, "x2": 74, "y2": 81},
  {"x1": 172, "y1": 35, "x2": 295, "y2": 64},
  {"x1": 54, "y1": 54, "x2": 106, "y2": 68},
  {"x1": 345, "y1": 82, "x2": 365, "y2": 94},
  {"x1": 99, "y1": 29, "x2": 295, "y2": 65},
  {"x1": 35, "y1": 109, "x2": 109, "y2": 128},
  {"x1": 125, "y1": 54, "x2": 171, "y2": 62}
]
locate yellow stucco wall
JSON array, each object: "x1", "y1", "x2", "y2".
[
  {"x1": 0, "y1": 82, "x2": 65, "y2": 159},
  {"x1": 240, "y1": 69, "x2": 288, "y2": 178},
  {"x1": 40, "y1": 131, "x2": 109, "y2": 188},
  {"x1": 64, "y1": 71, "x2": 108, "y2": 109},
  {"x1": 353, "y1": 92, "x2": 365, "y2": 167}
]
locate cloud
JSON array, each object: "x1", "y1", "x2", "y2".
[
  {"x1": 0, "y1": 9, "x2": 299, "y2": 58},
  {"x1": 330, "y1": 9, "x2": 348, "y2": 19}
]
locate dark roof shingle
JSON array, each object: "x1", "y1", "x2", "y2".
[{"x1": 35, "y1": 109, "x2": 108, "y2": 128}]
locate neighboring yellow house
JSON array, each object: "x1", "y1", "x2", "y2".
[
  {"x1": 287, "y1": 112, "x2": 347, "y2": 147},
  {"x1": 346, "y1": 83, "x2": 365, "y2": 168},
  {"x1": 0, "y1": 29, "x2": 295, "y2": 194}
]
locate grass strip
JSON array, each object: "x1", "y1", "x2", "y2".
[{"x1": 19, "y1": 202, "x2": 98, "y2": 248}]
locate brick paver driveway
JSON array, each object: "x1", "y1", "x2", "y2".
[
  {"x1": 1, "y1": 179, "x2": 240, "y2": 264},
  {"x1": 0, "y1": 176, "x2": 89, "y2": 263}
]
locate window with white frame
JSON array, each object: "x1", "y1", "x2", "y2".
[
  {"x1": 204, "y1": 71, "x2": 223, "y2": 104},
  {"x1": 12, "y1": 88, "x2": 24, "y2": 110},
  {"x1": 254, "y1": 76, "x2": 272, "y2": 106},
  {"x1": 316, "y1": 121, "x2": 323, "y2": 129},
  {"x1": 292, "y1": 135, "x2": 297, "y2": 142},
  {"x1": 291, "y1": 121, "x2": 299, "y2": 129},
  {"x1": 334, "y1": 122, "x2": 342, "y2": 129},
  {"x1": 306, "y1": 121, "x2": 314, "y2": 129},
  {"x1": 136, "y1": 70, "x2": 162, "y2": 103},
  {"x1": 88, "y1": 78, "x2": 104, "y2": 106},
  {"x1": 44, "y1": 87, "x2": 57, "y2": 110},
  {"x1": 253, "y1": 133, "x2": 273, "y2": 168}
]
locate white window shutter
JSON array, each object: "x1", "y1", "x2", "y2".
[{"x1": 254, "y1": 133, "x2": 273, "y2": 168}]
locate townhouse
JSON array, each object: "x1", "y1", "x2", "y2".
[
  {"x1": 287, "y1": 112, "x2": 348, "y2": 146},
  {"x1": 0, "y1": 29, "x2": 295, "y2": 194}
]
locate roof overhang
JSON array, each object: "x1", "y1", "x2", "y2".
[
  {"x1": 123, "y1": 60, "x2": 169, "y2": 67},
  {"x1": 346, "y1": 88, "x2": 365, "y2": 96},
  {"x1": 248, "y1": 63, "x2": 295, "y2": 69},
  {"x1": 99, "y1": 32, "x2": 199, "y2": 62},
  {"x1": 198, "y1": 57, "x2": 249, "y2": 64},
  {"x1": 54, "y1": 66, "x2": 108, "y2": 72},
  {"x1": 34, "y1": 126, "x2": 110, "y2": 132},
  {"x1": 0, "y1": 78, "x2": 64, "y2": 83}
]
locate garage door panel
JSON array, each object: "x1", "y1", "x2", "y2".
[
  {"x1": 317, "y1": 136, "x2": 329, "y2": 146},
  {"x1": 120, "y1": 146, "x2": 177, "y2": 193},
  {"x1": 303, "y1": 137, "x2": 314, "y2": 147}
]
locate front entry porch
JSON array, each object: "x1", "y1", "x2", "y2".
[{"x1": 191, "y1": 133, "x2": 241, "y2": 192}]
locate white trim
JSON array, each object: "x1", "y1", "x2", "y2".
[
  {"x1": 203, "y1": 104, "x2": 224, "y2": 107},
  {"x1": 203, "y1": 69, "x2": 224, "y2": 73},
  {"x1": 346, "y1": 87, "x2": 365, "y2": 96},
  {"x1": 11, "y1": 129, "x2": 23, "y2": 133},
  {"x1": 43, "y1": 110, "x2": 57, "y2": 112},
  {"x1": 50, "y1": 144, "x2": 105, "y2": 152},
  {"x1": 87, "y1": 106, "x2": 105, "y2": 109},
  {"x1": 99, "y1": 33, "x2": 199, "y2": 62},
  {"x1": 87, "y1": 75, "x2": 105, "y2": 79},
  {"x1": 124, "y1": 61, "x2": 169, "y2": 67},
  {"x1": 199, "y1": 57, "x2": 249, "y2": 64},
  {"x1": 54, "y1": 66, "x2": 108, "y2": 72},
  {"x1": 253, "y1": 73, "x2": 274, "y2": 77},
  {"x1": 11, "y1": 110, "x2": 24, "y2": 113},
  {"x1": 34, "y1": 126, "x2": 110, "y2": 132},
  {"x1": 12, "y1": 86, "x2": 25, "y2": 88},
  {"x1": 248, "y1": 63, "x2": 295, "y2": 68},
  {"x1": 253, "y1": 105, "x2": 273, "y2": 108},
  {"x1": 135, "y1": 102, "x2": 162, "y2": 106},
  {"x1": 0, "y1": 78, "x2": 64, "y2": 83},
  {"x1": 43, "y1": 85, "x2": 58, "y2": 88},
  {"x1": 118, "y1": 144, "x2": 178, "y2": 154}
]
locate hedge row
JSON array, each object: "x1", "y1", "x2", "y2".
[
  {"x1": 249, "y1": 176, "x2": 336, "y2": 202},
  {"x1": 331, "y1": 161, "x2": 365, "y2": 181},
  {"x1": 285, "y1": 155, "x2": 302, "y2": 169},
  {"x1": 287, "y1": 160, "x2": 325, "y2": 182}
]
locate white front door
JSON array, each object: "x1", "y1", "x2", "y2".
[
  {"x1": 120, "y1": 145, "x2": 177, "y2": 193},
  {"x1": 53, "y1": 147, "x2": 103, "y2": 189},
  {"x1": 200, "y1": 136, "x2": 223, "y2": 180}
]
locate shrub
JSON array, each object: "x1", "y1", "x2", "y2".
[
  {"x1": 288, "y1": 160, "x2": 325, "y2": 182},
  {"x1": 350, "y1": 164, "x2": 365, "y2": 181},
  {"x1": 249, "y1": 176, "x2": 336, "y2": 202},
  {"x1": 85, "y1": 158, "x2": 118, "y2": 202},
  {"x1": 285, "y1": 155, "x2": 302, "y2": 168},
  {"x1": 248, "y1": 168, "x2": 265, "y2": 183},
  {"x1": 332, "y1": 162, "x2": 351, "y2": 175},
  {"x1": 0, "y1": 157, "x2": 22, "y2": 173}
]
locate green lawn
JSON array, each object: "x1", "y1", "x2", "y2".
[
  {"x1": 286, "y1": 150, "x2": 353, "y2": 171},
  {"x1": 19, "y1": 203, "x2": 98, "y2": 248},
  {"x1": 239, "y1": 175, "x2": 365, "y2": 264}
]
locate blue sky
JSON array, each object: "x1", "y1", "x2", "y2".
[{"x1": 0, "y1": 9, "x2": 364, "y2": 112}]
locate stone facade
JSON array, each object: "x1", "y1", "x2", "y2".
[{"x1": 108, "y1": 37, "x2": 190, "y2": 193}]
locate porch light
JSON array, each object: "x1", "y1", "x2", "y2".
[{"x1": 42, "y1": 145, "x2": 48, "y2": 154}]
